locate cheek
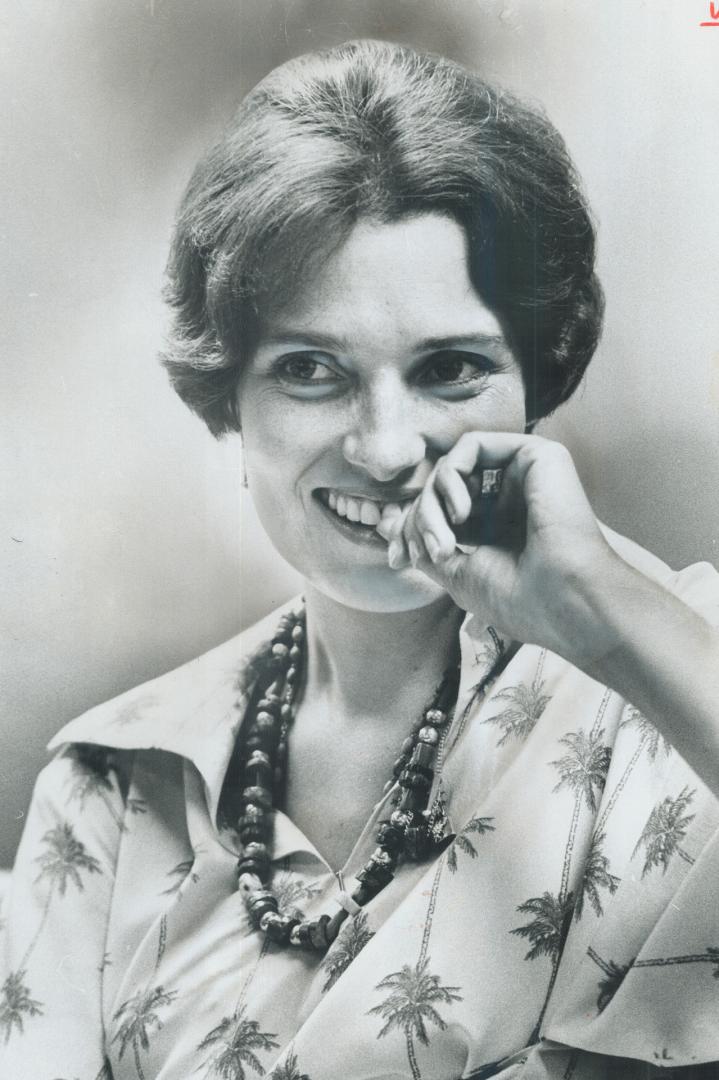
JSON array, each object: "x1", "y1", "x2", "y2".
[{"x1": 454, "y1": 378, "x2": 527, "y2": 435}]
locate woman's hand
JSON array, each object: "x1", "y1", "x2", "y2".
[{"x1": 379, "y1": 432, "x2": 621, "y2": 667}]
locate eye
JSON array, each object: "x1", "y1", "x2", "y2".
[
  {"x1": 278, "y1": 353, "x2": 337, "y2": 381},
  {"x1": 418, "y1": 351, "x2": 493, "y2": 387},
  {"x1": 271, "y1": 352, "x2": 345, "y2": 396}
]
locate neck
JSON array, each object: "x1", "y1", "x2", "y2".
[{"x1": 301, "y1": 585, "x2": 463, "y2": 723}]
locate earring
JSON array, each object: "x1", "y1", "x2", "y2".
[{"x1": 241, "y1": 459, "x2": 249, "y2": 490}]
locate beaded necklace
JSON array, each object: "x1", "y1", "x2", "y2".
[{"x1": 234, "y1": 607, "x2": 461, "y2": 953}]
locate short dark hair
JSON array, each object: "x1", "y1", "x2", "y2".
[{"x1": 162, "y1": 39, "x2": 604, "y2": 435}]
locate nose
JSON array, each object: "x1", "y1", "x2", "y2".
[{"x1": 342, "y1": 373, "x2": 427, "y2": 482}]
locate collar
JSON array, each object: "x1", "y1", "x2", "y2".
[{"x1": 48, "y1": 598, "x2": 509, "y2": 830}]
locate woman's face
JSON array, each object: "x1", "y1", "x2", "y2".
[{"x1": 238, "y1": 213, "x2": 526, "y2": 613}]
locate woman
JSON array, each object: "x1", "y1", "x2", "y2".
[{"x1": 2, "y1": 39, "x2": 718, "y2": 1080}]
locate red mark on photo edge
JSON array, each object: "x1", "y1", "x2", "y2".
[{"x1": 700, "y1": 1, "x2": 719, "y2": 25}]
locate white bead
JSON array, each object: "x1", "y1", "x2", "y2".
[
  {"x1": 336, "y1": 891, "x2": 361, "y2": 916},
  {"x1": 238, "y1": 873, "x2": 263, "y2": 895}
]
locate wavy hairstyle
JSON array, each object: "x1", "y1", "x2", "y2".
[{"x1": 162, "y1": 39, "x2": 603, "y2": 435}]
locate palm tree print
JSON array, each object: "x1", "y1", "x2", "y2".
[
  {"x1": 161, "y1": 859, "x2": 199, "y2": 895},
  {"x1": 320, "y1": 910, "x2": 375, "y2": 992},
  {"x1": 112, "y1": 984, "x2": 177, "y2": 1080},
  {"x1": 474, "y1": 628, "x2": 505, "y2": 672},
  {"x1": 197, "y1": 1005, "x2": 278, "y2": 1079},
  {"x1": 446, "y1": 816, "x2": 495, "y2": 874},
  {"x1": 588, "y1": 944, "x2": 719, "y2": 1013},
  {"x1": 268, "y1": 1048, "x2": 311, "y2": 1080},
  {"x1": 587, "y1": 947, "x2": 634, "y2": 1012},
  {"x1": 66, "y1": 747, "x2": 126, "y2": 832},
  {"x1": 482, "y1": 676, "x2": 550, "y2": 747},
  {"x1": 620, "y1": 706, "x2": 672, "y2": 761},
  {"x1": 34, "y1": 822, "x2": 103, "y2": 895},
  {"x1": 633, "y1": 787, "x2": 696, "y2": 876},
  {"x1": 369, "y1": 956, "x2": 462, "y2": 1080},
  {"x1": 511, "y1": 891, "x2": 575, "y2": 962},
  {"x1": 574, "y1": 829, "x2": 619, "y2": 920},
  {"x1": 550, "y1": 729, "x2": 612, "y2": 814},
  {"x1": 0, "y1": 969, "x2": 43, "y2": 1043}
]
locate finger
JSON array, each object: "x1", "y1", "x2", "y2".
[
  {"x1": 376, "y1": 501, "x2": 404, "y2": 542},
  {"x1": 443, "y1": 430, "x2": 535, "y2": 476},
  {"x1": 386, "y1": 503, "x2": 413, "y2": 569},
  {"x1": 433, "y1": 459, "x2": 473, "y2": 525},
  {"x1": 407, "y1": 473, "x2": 457, "y2": 562}
]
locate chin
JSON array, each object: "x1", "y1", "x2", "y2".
[{"x1": 304, "y1": 564, "x2": 450, "y2": 614}]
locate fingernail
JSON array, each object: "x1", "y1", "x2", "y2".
[
  {"x1": 423, "y1": 532, "x2": 441, "y2": 563},
  {"x1": 408, "y1": 540, "x2": 420, "y2": 566},
  {"x1": 388, "y1": 540, "x2": 403, "y2": 568}
]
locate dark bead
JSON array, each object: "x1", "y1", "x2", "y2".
[
  {"x1": 410, "y1": 743, "x2": 436, "y2": 768},
  {"x1": 237, "y1": 857, "x2": 269, "y2": 880},
  {"x1": 247, "y1": 890, "x2": 278, "y2": 922},
  {"x1": 356, "y1": 861, "x2": 394, "y2": 889},
  {"x1": 289, "y1": 645, "x2": 301, "y2": 662},
  {"x1": 401, "y1": 736, "x2": 415, "y2": 757},
  {"x1": 264, "y1": 914, "x2": 297, "y2": 944},
  {"x1": 256, "y1": 698, "x2": 281, "y2": 718},
  {"x1": 399, "y1": 788, "x2": 424, "y2": 813},
  {"x1": 376, "y1": 822, "x2": 404, "y2": 852},
  {"x1": 245, "y1": 734, "x2": 267, "y2": 752},
  {"x1": 242, "y1": 786, "x2": 273, "y2": 810},
  {"x1": 297, "y1": 921, "x2": 313, "y2": 947},
  {"x1": 398, "y1": 770, "x2": 431, "y2": 791},
  {"x1": 404, "y1": 824, "x2": 433, "y2": 860},
  {"x1": 392, "y1": 756, "x2": 408, "y2": 778},
  {"x1": 239, "y1": 824, "x2": 265, "y2": 844},
  {"x1": 325, "y1": 909, "x2": 348, "y2": 943},
  {"x1": 352, "y1": 883, "x2": 372, "y2": 906},
  {"x1": 307, "y1": 914, "x2": 331, "y2": 950}
]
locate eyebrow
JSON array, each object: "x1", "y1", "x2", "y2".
[{"x1": 257, "y1": 331, "x2": 508, "y2": 353}]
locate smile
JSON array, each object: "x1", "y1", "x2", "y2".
[{"x1": 316, "y1": 488, "x2": 415, "y2": 526}]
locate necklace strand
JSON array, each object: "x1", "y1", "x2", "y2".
[{"x1": 235, "y1": 607, "x2": 460, "y2": 952}]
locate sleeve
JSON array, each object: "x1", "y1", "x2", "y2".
[{"x1": 0, "y1": 744, "x2": 128, "y2": 1079}]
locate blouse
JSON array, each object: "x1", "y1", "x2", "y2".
[{"x1": 2, "y1": 529, "x2": 719, "y2": 1080}]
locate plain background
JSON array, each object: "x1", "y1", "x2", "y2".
[{"x1": 2, "y1": 0, "x2": 718, "y2": 869}]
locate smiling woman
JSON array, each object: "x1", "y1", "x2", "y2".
[
  {"x1": 2, "y1": 38, "x2": 719, "y2": 1080},
  {"x1": 239, "y1": 214, "x2": 526, "y2": 613}
]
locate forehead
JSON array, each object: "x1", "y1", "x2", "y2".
[{"x1": 260, "y1": 213, "x2": 508, "y2": 350}]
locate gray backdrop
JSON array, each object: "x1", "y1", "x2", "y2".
[{"x1": 2, "y1": 0, "x2": 718, "y2": 867}]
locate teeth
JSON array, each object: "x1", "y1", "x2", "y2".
[
  {"x1": 360, "y1": 501, "x2": 381, "y2": 526},
  {"x1": 322, "y1": 489, "x2": 400, "y2": 527}
]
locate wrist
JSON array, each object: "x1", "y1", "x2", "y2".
[{"x1": 542, "y1": 546, "x2": 641, "y2": 677}]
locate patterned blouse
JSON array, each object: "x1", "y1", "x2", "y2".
[{"x1": 2, "y1": 530, "x2": 719, "y2": 1080}]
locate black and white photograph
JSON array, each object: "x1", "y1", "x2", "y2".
[{"x1": 2, "y1": 2, "x2": 719, "y2": 1077}]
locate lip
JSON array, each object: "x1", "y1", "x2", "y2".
[
  {"x1": 312, "y1": 490, "x2": 406, "y2": 549},
  {"x1": 317, "y1": 486, "x2": 423, "y2": 505}
]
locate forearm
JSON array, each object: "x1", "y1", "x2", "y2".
[{"x1": 559, "y1": 552, "x2": 719, "y2": 799}]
